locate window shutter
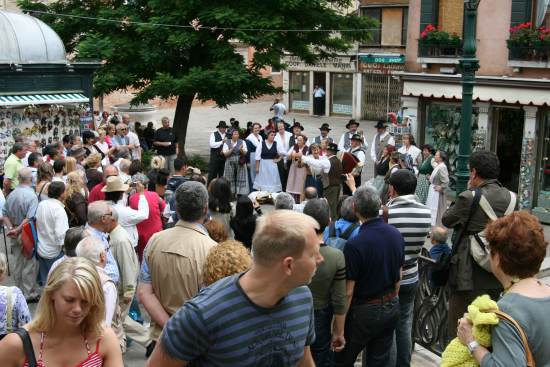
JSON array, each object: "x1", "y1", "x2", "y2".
[
  {"x1": 510, "y1": 0, "x2": 533, "y2": 26},
  {"x1": 420, "y1": 0, "x2": 439, "y2": 31}
]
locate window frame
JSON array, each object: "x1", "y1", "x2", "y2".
[{"x1": 360, "y1": 5, "x2": 409, "y2": 48}]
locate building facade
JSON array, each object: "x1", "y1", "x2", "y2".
[{"x1": 400, "y1": 0, "x2": 550, "y2": 221}]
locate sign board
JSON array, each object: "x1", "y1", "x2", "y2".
[
  {"x1": 283, "y1": 55, "x2": 355, "y2": 72},
  {"x1": 359, "y1": 55, "x2": 405, "y2": 64}
]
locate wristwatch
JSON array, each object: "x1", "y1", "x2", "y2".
[{"x1": 467, "y1": 340, "x2": 480, "y2": 355}]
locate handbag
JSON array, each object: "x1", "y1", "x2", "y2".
[
  {"x1": 20, "y1": 218, "x2": 38, "y2": 260},
  {"x1": 13, "y1": 328, "x2": 37, "y2": 367},
  {"x1": 469, "y1": 191, "x2": 516, "y2": 272},
  {"x1": 494, "y1": 310, "x2": 535, "y2": 367}
]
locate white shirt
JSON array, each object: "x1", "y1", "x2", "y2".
[
  {"x1": 22, "y1": 151, "x2": 31, "y2": 167},
  {"x1": 272, "y1": 103, "x2": 286, "y2": 118},
  {"x1": 246, "y1": 133, "x2": 263, "y2": 150},
  {"x1": 370, "y1": 132, "x2": 395, "y2": 162},
  {"x1": 127, "y1": 131, "x2": 141, "y2": 160},
  {"x1": 314, "y1": 88, "x2": 326, "y2": 98},
  {"x1": 112, "y1": 195, "x2": 149, "y2": 247},
  {"x1": 97, "y1": 266, "x2": 117, "y2": 326},
  {"x1": 398, "y1": 145, "x2": 422, "y2": 165},
  {"x1": 274, "y1": 131, "x2": 292, "y2": 159},
  {"x1": 302, "y1": 155, "x2": 331, "y2": 174},
  {"x1": 349, "y1": 147, "x2": 366, "y2": 165},
  {"x1": 222, "y1": 139, "x2": 248, "y2": 154},
  {"x1": 338, "y1": 132, "x2": 354, "y2": 151},
  {"x1": 36, "y1": 198, "x2": 69, "y2": 259},
  {"x1": 209, "y1": 130, "x2": 227, "y2": 149}
]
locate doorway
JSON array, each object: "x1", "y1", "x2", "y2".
[
  {"x1": 313, "y1": 72, "x2": 326, "y2": 116},
  {"x1": 492, "y1": 107, "x2": 524, "y2": 193}
]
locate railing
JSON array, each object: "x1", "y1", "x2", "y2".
[
  {"x1": 508, "y1": 44, "x2": 550, "y2": 62},
  {"x1": 412, "y1": 250, "x2": 450, "y2": 356},
  {"x1": 418, "y1": 40, "x2": 463, "y2": 58}
]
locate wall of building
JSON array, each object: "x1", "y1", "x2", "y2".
[{"x1": 405, "y1": 0, "x2": 422, "y2": 72}]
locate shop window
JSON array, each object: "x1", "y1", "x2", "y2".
[
  {"x1": 289, "y1": 71, "x2": 310, "y2": 111},
  {"x1": 331, "y1": 73, "x2": 353, "y2": 115}
]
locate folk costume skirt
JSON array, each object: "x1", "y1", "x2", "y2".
[{"x1": 224, "y1": 155, "x2": 249, "y2": 196}]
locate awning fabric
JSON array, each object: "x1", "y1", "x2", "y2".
[
  {"x1": 403, "y1": 81, "x2": 550, "y2": 106},
  {"x1": 0, "y1": 93, "x2": 89, "y2": 106}
]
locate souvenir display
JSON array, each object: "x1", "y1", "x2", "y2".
[
  {"x1": 0, "y1": 104, "x2": 87, "y2": 168},
  {"x1": 472, "y1": 127, "x2": 487, "y2": 152},
  {"x1": 518, "y1": 135, "x2": 535, "y2": 209}
]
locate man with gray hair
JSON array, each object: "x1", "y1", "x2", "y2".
[
  {"x1": 122, "y1": 113, "x2": 142, "y2": 161},
  {"x1": 335, "y1": 185, "x2": 405, "y2": 366},
  {"x1": 118, "y1": 158, "x2": 132, "y2": 184},
  {"x1": 138, "y1": 181, "x2": 216, "y2": 357},
  {"x1": 153, "y1": 116, "x2": 178, "y2": 172},
  {"x1": 2, "y1": 167, "x2": 39, "y2": 301},
  {"x1": 274, "y1": 192, "x2": 295, "y2": 210}
]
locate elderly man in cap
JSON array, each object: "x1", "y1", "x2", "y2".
[
  {"x1": 208, "y1": 120, "x2": 228, "y2": 183},
  {"x1": 343, "y1": 134, "x2": 367, "y2": 196},
  {"x1": 313, "y1": 123, "x2": 334, "y2": 145},
  {"x1": 338, "y1": 119, "x2": 360, "y2": 151},
  {"x1": 370, "y1": 120, "x2": 395, "y2": 173}
]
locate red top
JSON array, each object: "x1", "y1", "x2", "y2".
[
  {"x1": 24, "y1": 333, "x2": 103, "y2": 367},
  {"x1": 88, "y1": 182, "x2": 106, "y2": 203},
  {"x1": 129, "y1": 190, "x2": 166, "y2": 262}
]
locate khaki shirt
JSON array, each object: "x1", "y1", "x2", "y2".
[{"x1": 145, "y1": 220, "x2": 217, "y2": 339}]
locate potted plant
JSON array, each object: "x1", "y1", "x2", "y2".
[
  {"x1": 507, "y1": 22, "x2": 541, "y2": 60},
  {"x1": 419, "y1": 24, "x2": 462, "y2": 57}
]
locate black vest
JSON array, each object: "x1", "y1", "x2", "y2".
[
  {"x1": 261, "y1": 141, "x2": 278, "y2": 159},
  {"x1": 210, "y1": 131, "x2": 224, "y2": 157}
]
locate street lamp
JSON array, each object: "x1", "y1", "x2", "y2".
[{"x1": 456, "y1": 0, "x2": 481, "y2": 195}]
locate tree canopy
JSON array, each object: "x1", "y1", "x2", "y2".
[{"x1": 19, "y1": 0, "x2": 376, "y2": 155}]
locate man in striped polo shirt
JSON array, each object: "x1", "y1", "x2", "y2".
[
  {"x1": 147, "y1": 210, "x2": 323, "y2": 367},
  {"x1": 386, "y1": 170, "x2": 432, "y2": 367}
]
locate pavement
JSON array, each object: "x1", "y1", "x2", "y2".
[{"x1": 1, "y1": 100, "x2": 549, "y2": 366}]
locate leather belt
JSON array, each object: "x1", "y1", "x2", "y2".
[{"x1": 354, "y1": 290, "x2": 398, "y2": 305}]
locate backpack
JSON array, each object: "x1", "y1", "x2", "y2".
[
  {"x1": 469, "y1": 190, "x2": 517, "y2": 272},
  {"x1": 326, "y1": 222, "x2": 359, "y2": 251}
]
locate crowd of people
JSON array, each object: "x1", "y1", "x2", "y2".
[{"x1": 0, "y1": 106, "x2": 547, "y2": 367}]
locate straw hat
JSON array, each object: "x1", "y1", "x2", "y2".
[{"x1": 101, "y1": 176, "x2": 129, "y2": 192}]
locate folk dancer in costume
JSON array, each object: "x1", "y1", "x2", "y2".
[
  {"x1": 286, "y1": 134, "x2": 309, "y2": 203},
  {"x1": 303, "y1": 143, "x2": 325, "y2": 197},
  {"x1": 288, "y1": 121, "x2": 306, "y2": 149},
  {"x1": 245, "y1": 123, "x2": 263, "y2": 189},
  {"x1": 222, "y1": 129, "x2": 249, "y2": 197},
  {"x1": 397, "y1": 133, "x2": 422, "y2": 174},
  {"x1": 208, "y1": 121, "x2": 228, "y2": 183},
  {"x1": 369, "y1": 144, "x2": 395, "y2": 194},
  {"x1": 313, "y1": 123, "x2": 334, "y2": 145},
  {"x1": 343, "y1": 133, "x2": 366, "y2": 196},
  {"x1": 370, "y1": 120, "x2": 395, "y2": 176},
  {"x1": 322, "y1": 142, "x2": 343, "y2": 220},
  {"x1": 253, "y1": 130, "x2": 283, "y2": 193},
  {"x1": 426, "y1": 150, "x2": 449, "y2": 226},
  {"x1": 274, "y1": 121, "x2": 292, "y2": 191},
  {"x1": 415, "y1": 144, "x2": 436, "y2": 204},
  {"x1": 338, "y1": 119, "x2": 360, "y2": 151}
]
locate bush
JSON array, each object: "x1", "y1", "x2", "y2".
[
  {"x1": 187, "y1": 154, "x2": 209, "y2": 173},
  {"x1": 420, "y1": 24, "x2": 461, "y2": 46},
  {"x1": 141, "y1": 149, "x2": 154, "y2": 169}
]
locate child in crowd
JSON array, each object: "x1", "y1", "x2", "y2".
[{"x1": 429, "y1": 226, "x2": 451, "y2": 288}]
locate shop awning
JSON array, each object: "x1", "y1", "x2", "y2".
[{"x1": 0, "y1": 93, "x2": 89, "y2": 106}]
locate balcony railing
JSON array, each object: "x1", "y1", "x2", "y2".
[
  {"x1": 508, "y1": 44, "x2": 550, "y2": 62},
  {"x1": 418, "y1": 40, "x2": 463, "y2": 58}
]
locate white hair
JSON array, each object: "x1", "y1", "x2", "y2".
[{"x1": 75, "y1": 236, "x2": 105, "y2": 265}]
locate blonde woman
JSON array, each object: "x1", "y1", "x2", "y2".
[
  {"x1": 64, "y1": 156, "x2": 78, "y2": 177},
  {"x1": 202, "y1": 240, "x2": 252, "y2": 286},
  {"x1": 85, "y1": 153, "x2": 103, "y2": 192},
  {"x1": 147, "y1": 155, "x2": 166, "y2": 192},
  {"x1": 35, "y1": 163, "x2": 54, "y2": 201},
  {"x1": 0, "y1": 257, "x2": 123, "y2": 366},
  {"x1": 64, "y1": 172, "x2": 88, "y2": 227}
]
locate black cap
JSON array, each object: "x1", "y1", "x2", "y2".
[
  {"x1": 345, "y1": 119, "x2": 359, "y2": 129},
  {"x1": 319, "y1": 123, "x2": 331, "y2": 131},
  {"x1": 350, "y1": 133, "x2": 363, "y2": 142},
  {"x1": 216, "y1": 121, "x2": 228, "y2": 128},
  {"x1": 327, "y1": 142, "x2": 339, "y2": 152},
  {"x1": 374, "y1": 120, "x2": 387, "y2": 129}
]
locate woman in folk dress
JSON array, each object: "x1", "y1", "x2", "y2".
[
  {"x1": 426, "y1": 150, "x2": 450, "y2": 226},
  {"x1": 253, "y1": 130, "x2": 283, "y2": 193},
  {"x1": 286, "y1": 134, "x2": 309, "y2": 203},
  {"x1": 398, "y1": 134, "x2": 422, "y2": 172},
  {"x1": 222, "y1": 129, "x2": 249, "y2": 197}
]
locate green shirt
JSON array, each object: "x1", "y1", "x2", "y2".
[
  {"x1": 3, "y1": 154, "x2": 23, "y2": 189},
  {"x1": 307, "y1": 244, "x2": 347, "y2": 314},
  {"x1": 418, "y1": 155, "x2": 434, "y2": 175}
]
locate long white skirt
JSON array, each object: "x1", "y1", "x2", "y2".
[
  {"x1": 426, "y1": 184, "x2": 439, "y2": 226},
  {"x1": 253, "y1": 159, "x2": 282, "y2": 192}
]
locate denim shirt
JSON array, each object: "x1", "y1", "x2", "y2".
[{"x1": 86, "y1": 224, "x2": 120, "y2": 284}]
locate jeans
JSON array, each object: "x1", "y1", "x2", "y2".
[
  {"x1": 335, "y1": 296, "x2": 399, "y2": 367},
  {"x1": 389, "y1": 282, "x2": 418, "y2": 367},
  {"x1": 311, "y1": 306, "x2": 334, "y2": 367},
  {"x1": 37, "y1": 251, "x2": 64, "y2": 286}
]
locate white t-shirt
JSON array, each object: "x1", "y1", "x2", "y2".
[{"x1": 272, "y1": 103, "x2": 286, "y2": 118}]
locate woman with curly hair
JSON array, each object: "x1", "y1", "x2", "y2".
[
  {"x1": 64, "y1": 171, "x2": 88, "y2": 227},
  {"x1": 202, "y1": 240, "x2": 252, "y2": 286},
  {"x1": 457, "y1": 211, "x2": 550, "y2": 366},
  {"x1": 35, "y1": 162, "x2": 54, "y2": 201},
  {"x1": 0, "y1": 257, "x2": 123, "y2": 366}
]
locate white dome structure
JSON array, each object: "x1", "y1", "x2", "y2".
[{"x1": 0, "y1": 10, "x2": 67, "y2": 64}]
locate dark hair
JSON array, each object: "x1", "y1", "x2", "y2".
[
  {"x1": 437, "y1": 150, "x2": 451, "y2": 172},
  {"x1": 208, "y1": 178, "x2": 232, "y2": 213},
  {"x1": 64, "y1": 226, "x2": 87, "y2": 257},
  {"x1": 174, "y1": 157, "x2": 188, "y2": 172},
  {"x1": 469, "y1": 151, "x2": 500, "y2": 180},
  {"x1": 156, "y1": 169, "x2": 170, "y2": 186},
  {"x1": 62, "y1": 135, "x2": 71, "y2": 144},
  {"x1": 43, "y1": 144, "x2": 59, "y2": 158},
  {"x1": 388, "y1": 169, "x2": 417, "y2": 195},
  {"x1": 303, "y1": 199, "x2": 330, "y2": 233},
  {"x1": 28, "y1": 152, "x2": 42, "y2": 167},
  {"x1": 48, "y1": 181, "x2": 65, "y2": 199},
  {"x1": 82, "y1": 130, "x2": 95, "y2": 145},
  {"x1": 129, "y1": 159, "x2": 143, "y2": 176},
  {"x1": 105, "y1": 191, "x2": 124, "y2": 203},
  {"x1": 234, "y1": 196, "x2": 254, "y2": 219},
  {"x1": 12, "y1": 143, "x2": 25, "y2": 154},
  {"x1": 147, "y1": 121, "x2": 154, "y2": 128},
  {"x1": 403, "y1": 133, "x2": 416, "y2": 146},
  {"x1": 421, "y1": 144, "x2": 436, "y2": 156},
  {"x1": 486, "y1": 211, "x2": 547, "y2": 278},
  {"x1": 53, "y1": 160, "x2": 65, "y2": 174}
]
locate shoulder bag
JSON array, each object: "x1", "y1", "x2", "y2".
[
  {"x1": 13, "y1": 328, "x2": 37, "y2": 367},
  {"x1": 494, "y1": 310, "x2": 535, "y2": 367}
]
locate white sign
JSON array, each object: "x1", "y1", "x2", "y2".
[
  {"x1": 292, "y1": 100, "x2": 310, "y2": 110},
  {"x1": 332, "y1": 104, "x2": 352, "y2": 115},
  {"x1": 283, "y1": 55, "x2": 355, "y2": 71}
]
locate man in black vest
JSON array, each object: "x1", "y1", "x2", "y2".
[
  {"x1": 288, "y1": 121, "x2": 305, "y2": 148},
  {"x1": 322, "y1": 142, "x2": 343, "y2": 220},
  {"x1": 313, "y1": 123, "x2": 333, "y2": 145},
  {"x1": 208, "y1": 121, "x2": 228, "y2": 183},
  {"x1": 343, "y1": 134, "x2": 366, "y2": 196}
]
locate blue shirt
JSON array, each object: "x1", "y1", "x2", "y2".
[
  {"x1": 344, "y1": 217, "x2": 404, "y2": 300},
  {"x1": 161, "y1": 274, "x2": 315, "y2": 366},
  {"x1": 322, "y1": 218, "x2": 360, "y2": 243},
  {"x1": 86, "y1": 224, "x2": 120, "y2": 284}
]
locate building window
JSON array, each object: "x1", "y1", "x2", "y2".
[
  {"x1": 331, "y1": 73, "x2": 353, "y2": 115},
  {"x1": 289, "y1": 71, "x2": 310, "y2": 111},
  {"x1": 361, "y1": 7, "x2": 408, "y2": 47}
]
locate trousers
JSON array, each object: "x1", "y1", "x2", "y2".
[{"x1": 9, "y1": 235, "x2": 39, "y2": 299}]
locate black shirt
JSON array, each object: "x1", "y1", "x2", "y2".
[{"x1": 154, "y1": 127, "x2": 177, "y2": 156}]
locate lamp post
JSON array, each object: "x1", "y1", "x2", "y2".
[{"x1": 456, "y1": 0, "x2": 481, "y2": 195}]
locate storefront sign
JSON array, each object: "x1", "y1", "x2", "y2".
[
  {"x1": 359, "y1": 61, "x2": 405, "y2": 75},
  {"x1": 283, "y1": 55, "x2": 355, "y2": 71},
  {"x1": 359, "y1": 55, "x2": 405, "y2": 64}
]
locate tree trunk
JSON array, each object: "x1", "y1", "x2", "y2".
[{"x1": 172, "y1": 95, "x2": 194, "y2": 159}]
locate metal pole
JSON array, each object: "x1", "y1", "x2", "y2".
[
  {"x1": 456, "y1": 0, "x2": 480, "y2": 195},
  {"x1": 386, "y1": 74, "x2": 391, "y2": 116}
]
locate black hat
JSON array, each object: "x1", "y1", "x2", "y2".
[
  {"x1": 231, "y1": 120, "x2": 240, "y2": 128},
  {"x1": 350, "y1": 133, "x2": 363, "y2": 142},
  {"x1": 345, "y1": 119, "x2": 359, "y2": 129},
  {"x1": 374, "y1": 120, "x2": 387, "y2": 129},
  {"x1": 319, "y1": 123, "x2": 331, "y2": 131},
  {"x1": 292, "y1": 121, "x2": 304, "y2": 131},
  {"x1": 216, "y1": 121, "x2": 228, "y2": 128},
  {"x1": 327, "y1": 142, "x2": 339, "y2": 152}
]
